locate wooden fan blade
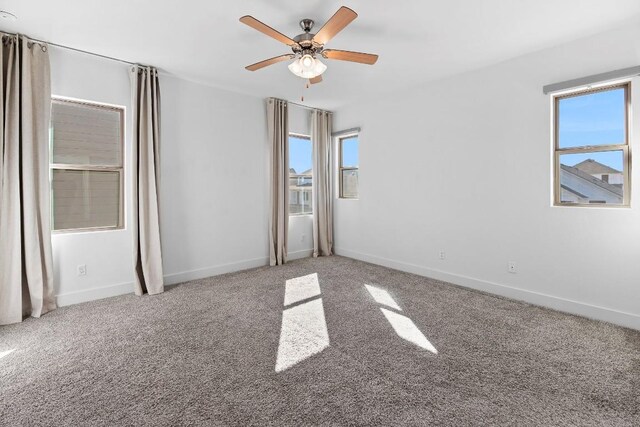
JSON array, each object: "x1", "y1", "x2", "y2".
[
  {"x1": 312, "y1": 6, "x2": 357, "y2": 45},
  {"x1": 309, "y1": 75, "x2": 323, "y2": 85},
  {"x1": 322, "y1": 49, "x2": 378, "y2": 65},
  {"x1": 245, "y1": 54, "x2": 295, "y2": 71},
  {"x1": 239, "y1": 16, "x2": 298, "y2": 46}
]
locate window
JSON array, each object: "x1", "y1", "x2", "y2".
[
  {"x1": 289, "y1": 134, "x2": 312, "y2": 215},
  {"x1": 338, "y1": 134, "x2": 359, "y2": 198},
  {"x1": 553, "y1": 83, "x2": 630, "y2": 207},
  {"x1": 50, "y1": 98, "x2": 124, "y2": 231}
]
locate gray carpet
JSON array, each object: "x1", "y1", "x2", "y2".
[{"x1": 1, "y1": 256, "x2": 639, "y2": 426}]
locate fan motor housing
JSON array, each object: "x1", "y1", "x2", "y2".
[
  {"x1": 293, "y1": 36, "x2": 323, "y2": 55},
  {"x1": 291, "y1": 18, "x2": 323, "y2": 54},
  {"x1": 293, "y1": 32, "x2": 315, "y2": 45}
]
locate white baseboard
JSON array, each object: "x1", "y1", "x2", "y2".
[
  {"x1": 56, "y1": 256, "x2": 270, "y2": 307},
  {"x1": 163, "y1": 256, "x2": 269, "y2": 285},
  {"x1": 55, "y1": 250, "x2": 314, "y2": 308},
  {"x1": 334, "y1": 247, "x2": 640, "y2": 331},
  {"x1": 164, "y1": 249, "x2": 312, "y2": 285},
  {"x1": 288, "y1": 248, "x2": 314, "y2": 261},
  {"x1": 56, "y1": 281, "x2": 133, "y2": 307}
]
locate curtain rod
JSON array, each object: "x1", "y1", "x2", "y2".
[
  {"x1": 43, "y1": 39, "x2": 136, "y2": 66},
  {"x1": 269, "y1": 97, "x2": 331, "y2": 113},
  {"x1": 0, "y1": 30, "x2": 136, "y2": 65}
]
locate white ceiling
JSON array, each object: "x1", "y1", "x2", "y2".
[{"x1": 2, "y1": 0, "x2": 640, "y2": 109}]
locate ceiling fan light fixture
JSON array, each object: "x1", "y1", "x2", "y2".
[
  {"x1": 288, "y1": 56, "x2": 327, "y2": 79},
  {"x1": 241, "y1": 7, "x2": 377, "y2": 83}
]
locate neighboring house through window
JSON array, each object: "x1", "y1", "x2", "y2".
[
  {"x1": 289, "y1": 133, "x2": 313, "y2": 215},
  {"x1": 50, "y1": 98, "x2": 125, "y2": 231},
  {"x1": 554, "y1": 83, "x2": 630, "y2": 206},
  {"x1": 338, "y1": 132, "x2": 359, "y2": 198}
]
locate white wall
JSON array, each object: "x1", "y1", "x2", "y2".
[
  {"x1": 50, "y1": 48, "x2": 315, "y2": 303},
  {"x1": 333, "y1": 23, "x2": 640, "y2": 330},
  {"x1": 159, "y1": 76, "x2": 270, "y2": 283},
  {"x1": 159, "y1": 85, "x2": 314, "y2": 283},
  {"x1": 50, "y1": 48, "x2": 135, "y2": 305}
]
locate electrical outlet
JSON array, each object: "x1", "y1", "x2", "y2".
[
  {"x1": 301, "y1": 234, "x2": 306, "y2": 242},
  {"x1": 77, "y1": 264, "x2": 87, "y2": 276},
  {"x1": 508, "y1": 261, "x2": 517, "y2": 274},
  {"x1": 439, "y1": 251, "x2": 446, "y2": 260}
]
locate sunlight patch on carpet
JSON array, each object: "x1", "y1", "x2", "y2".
[
  {"x1": 284, "y1": 273, "x2": 321, "y2": 306},
  {"x1": 275, "y1": 298, "x2": 329, "y2": 372},
  {"x1": 380, "y1": 308, "x2": 438, "y2": 353},
  {"x1": 0, "y1": 349, "x2": 16, "y2": 360},
  {"x1": 365, "y1": 284, "x2": 402, "y2": 311}
]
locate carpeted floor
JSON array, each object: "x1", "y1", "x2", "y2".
[{"x1": 1, "y1": 256, "x2": 639, "y2": 426}]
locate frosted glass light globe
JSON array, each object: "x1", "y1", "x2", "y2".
[
  {"x1": 301, "y1": 54, "x2": 314, "y2": 69},
  {"x1": 288, "y1": 56, "x2": 327, "y2": 79}
]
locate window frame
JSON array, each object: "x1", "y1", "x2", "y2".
[
  {"x1": 338, "y1": 132, "x2": 359, "y2": 199},
  {"x1": 50, "y1": 97, "x2": 125, "y2": 233},
  {"x1": 288, "y1": 132, "x2": 313, "y2": 216},
  {"x1": 553, "y1": 82, "x2": 631, "y2": 208}
]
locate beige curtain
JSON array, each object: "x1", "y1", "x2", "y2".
[
  {"x1": 311, "y1": 110, "x2": 333, "y2": 257},
  {"x1": 0, "y1": 35, "x2": 56, "y2": 325},
  {"x1": 267, "y1": 99, "x2": 289, "y2": 266},
  {"x1": 130, "y1": 66, "x2": 164, "y2": 295}
]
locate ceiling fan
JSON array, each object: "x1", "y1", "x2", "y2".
[{"x1": 239, "y1": 6, "x2": 378, "y2": 85}]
